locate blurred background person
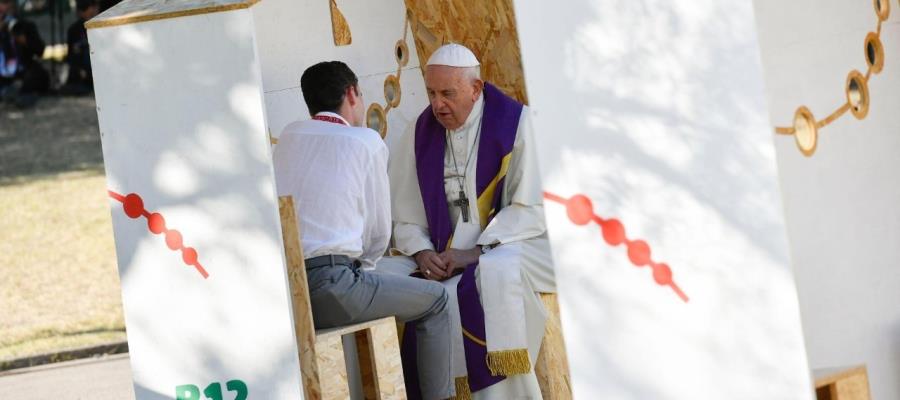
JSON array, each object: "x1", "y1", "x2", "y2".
[
  {"x1": 0, "y1": 0, "x2": 49, "y2": 108},
  {"x1": 61, "y1": 0, "x2": 97, "y2": 95}
]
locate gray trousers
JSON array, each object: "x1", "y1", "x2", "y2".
[{"x1": 307, "y1": 261, "x2": 452, "y2": 400}]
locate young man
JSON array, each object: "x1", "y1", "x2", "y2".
[{"x1": 272, "y1": 61, "x2": 453, "y2": 400}]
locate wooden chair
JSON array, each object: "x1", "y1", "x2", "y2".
[
  {"x1": 280, "y1": 195, "x2": 571, "y2": 399},
  {"x1": 279, "y1": 196, "x2": 406, "y2": 400},
  {"x1": 814, "y1": 365, "x2": 871, "y2": 400}
]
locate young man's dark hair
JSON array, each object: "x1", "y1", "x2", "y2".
[{"x1": 299, "y1": 60, "x2": 359, "y2": 115}]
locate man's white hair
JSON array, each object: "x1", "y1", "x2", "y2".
[{"x1": 461, "y1": 66, "x2": 482, "y2": 83}]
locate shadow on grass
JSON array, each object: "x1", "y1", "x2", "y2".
[
  {"x1": 2, "y1": 327, "x2": 125, "y2": 350},
  {"x1": 0, "y1": 96, "x2": 105, "y2": 185}
]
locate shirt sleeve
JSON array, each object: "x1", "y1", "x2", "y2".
[
  {"x1": 478, "y1": 107, "x2": 548, "y2": 246},
  {"x1": 360, "y1": 142, "x2": 392, "y2": 268}
]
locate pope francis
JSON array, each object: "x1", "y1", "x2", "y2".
[{"x1": 379, "y1": 43, "x2": 556, "y2": 400}]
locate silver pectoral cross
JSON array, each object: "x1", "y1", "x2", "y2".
[{"x1": 452, "y1": 190, "x2": 470, "y2": 222}]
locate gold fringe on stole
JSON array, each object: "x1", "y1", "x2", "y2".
[
  {"x1": 452, "y1": 376, "x2": 473, "y2": 400},
  {"x1": 486, "y1": 348, "x2": 532, "y2": 376}
]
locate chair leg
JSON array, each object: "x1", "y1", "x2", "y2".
[
  {"x1": 316, "y1": 334, "x2": 351, "y2": 400},
  {"x1": 355, "y1": 319, "x2": 406, "y2": 400}
]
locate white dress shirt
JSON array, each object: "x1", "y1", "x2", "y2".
[{"x1": 273, "y1": 112, "x2": 391, "y2": 268}]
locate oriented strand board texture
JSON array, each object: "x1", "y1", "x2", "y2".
[
  {"x1": 329, "y1": 0, "x2": 352, "y2": 46},
  {"x1": 534, "y1": 294, "x2": 572, "y2": 400},
  {"x1": 814, "y1": 366, "x2": 871, "y2": 400},
  {"x1": 404, "y1": 0, "x2": 528, "y2": 103},
  {"x1": 279, "y1": 197, "x2": 322, "y2": 400},
  {"x1": 315, "y1": 335, "x2": 351, "y2": 400},
  {"x1": 86, "y1": 0, "x2": 257, "y2": 28},
  {"x1": 370, "y1": 320, "x2": 406, "y2": 399}
]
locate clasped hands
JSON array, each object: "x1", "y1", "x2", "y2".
[{"x1": 414, "y1": 247, "x2": 481, "y2": 281}]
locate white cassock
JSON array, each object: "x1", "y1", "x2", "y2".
[{"x1": 379, "y1": 93, "x2": 556, "y2": 399}]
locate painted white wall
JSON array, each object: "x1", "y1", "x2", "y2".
[
  {"x1": 753, "y1": 1, "x2": 900, "y2": 399},
  {"x1": 251, "y1": 0, "x2": 427, "y2": 140},
  {"x1": 513, "y1": 0, "x2": 814, "y2": 398},
  {"x1": 89, "y1": 9, "x2": 303, "y2": 400}
]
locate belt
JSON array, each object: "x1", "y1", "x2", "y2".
[{"x1": 304, "y1": 254, "x2": 359, "y2": 269}]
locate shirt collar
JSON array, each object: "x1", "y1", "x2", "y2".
[
  {"x1": 449, "y1": 93, "x2": 484, "y2": 133},
  {"x1": 314, "y1": 111, "x2": 351, "y2": 126}
]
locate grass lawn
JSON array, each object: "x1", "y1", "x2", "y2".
[
  {"x1": 0, "y1": 171, "x2": 125, "y2": 361},
  {"x1": 0, "y1": 97, "x2": 125, "y2": 363}
]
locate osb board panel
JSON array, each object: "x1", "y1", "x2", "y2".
[
  {"x1": 329, "y1": 0, "x2": 352, "y2": 46},
  {"x1": 404, "y1": 0, "x2": 528, "y2": 104},
  {"x1": 86, "y1": 0, "x2": 258, "y2": 29},
  {"x1": 315, "y1": 334, "x2": 351, "y2": 400},
  {"x1": 813, "y1": 366, "x2": 871, "y2": 400},
  {"x1": 369, "y1": 321, "x2": 406, "y2": 399},
  {"x1": 279, "y1": 197, "x2": 322, "y2": 400},
  {"x1": 813, "y1": 366, "x2": 868, "y2": 387},
  {"x1": 535, "y1": 293, "x2": 573, "y2": 400}
]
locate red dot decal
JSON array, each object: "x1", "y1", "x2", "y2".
[
  {"x1": 601, "y1": 219, "x2": 626, "y2": 246},
  {"x1": 123, "y1": 193, "x2": 144, "y2": 219},
  {"x1": 544, "y1": 191, "x2": 688, "y2": 303},
  {"x1": 627, "y1": 240, "x2": 651, "y2": 266},
  {"x1": 652, "y1": 263, "x2": 672, "y2": 285},
  {"x1": 147, "y1": 213, "x2": 166, "y2": 234},
  {"x1": 565, "y1": 194, "x2": 594, "y2": 226},
  {"x1": 108, "y1": 190, "x2": 209, "y2": 279},
  {"x1": 182, "y1": 247, "x2": 198, "y2": 265},
  {"x1": 165, "y1": 230, "x2": 183, "y2": 250}
]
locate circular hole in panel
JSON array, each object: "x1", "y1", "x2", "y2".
[
  {"x1": 384, "y1": 75, "x2": 401, "y2": 108},
  {"x1": 845, "y1": 70, "x2": 870, "y2": 120},
  {"x1": 395, "y1": 40, "x2": 409, "y2": 67},
  {"x1": 793, "y1": 106, "x2": 817, "y2": 156},
  {"x1": 864, "y1": 32, "x2": 884, "y2": 74},
  {"x1": 875, "y1": 0, "x2": 890, "y2": 20},
  {"x1": 366, "y1": 103, "x2": 387, "y2": 138}
]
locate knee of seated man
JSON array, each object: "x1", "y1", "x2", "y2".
[{"x1": 422, "y1": 280, "x2": 449, "y2": 315}]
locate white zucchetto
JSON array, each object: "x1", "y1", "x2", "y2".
[{"x1": 426, "y1": 43, "x2": 480, "y2": 68}]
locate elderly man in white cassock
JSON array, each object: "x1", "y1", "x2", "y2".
[{"x1": 379, "y1": 43, "x2": 555, "y2": 399}]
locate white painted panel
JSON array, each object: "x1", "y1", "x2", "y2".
[
  {"x1": 263, "y1": 87, "x2": 305, "y2": 139},
  {"x1": 513, "y1": 0, "x2": 813, "y2": 398},
  {"x1": 754, "y1": 1, "x2": 900, "y2": 399},
  {"x1": 89, "y1": 9, "x2": 303, "y2": 399}
]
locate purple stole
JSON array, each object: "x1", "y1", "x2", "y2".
[{"x1": 402, "y1": 83, "x2": 523, "y2": 398}]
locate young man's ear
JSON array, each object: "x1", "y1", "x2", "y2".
[{"x1": 346, "y1": 84, "x2": 361, "y2": 106}]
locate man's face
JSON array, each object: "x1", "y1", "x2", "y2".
[
  {"x1": 0, "y1": 2, "x2": 11, "y2": 19},
  {"x1": 425, "y1": 65, "x2": 482, "y2": 131}
]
